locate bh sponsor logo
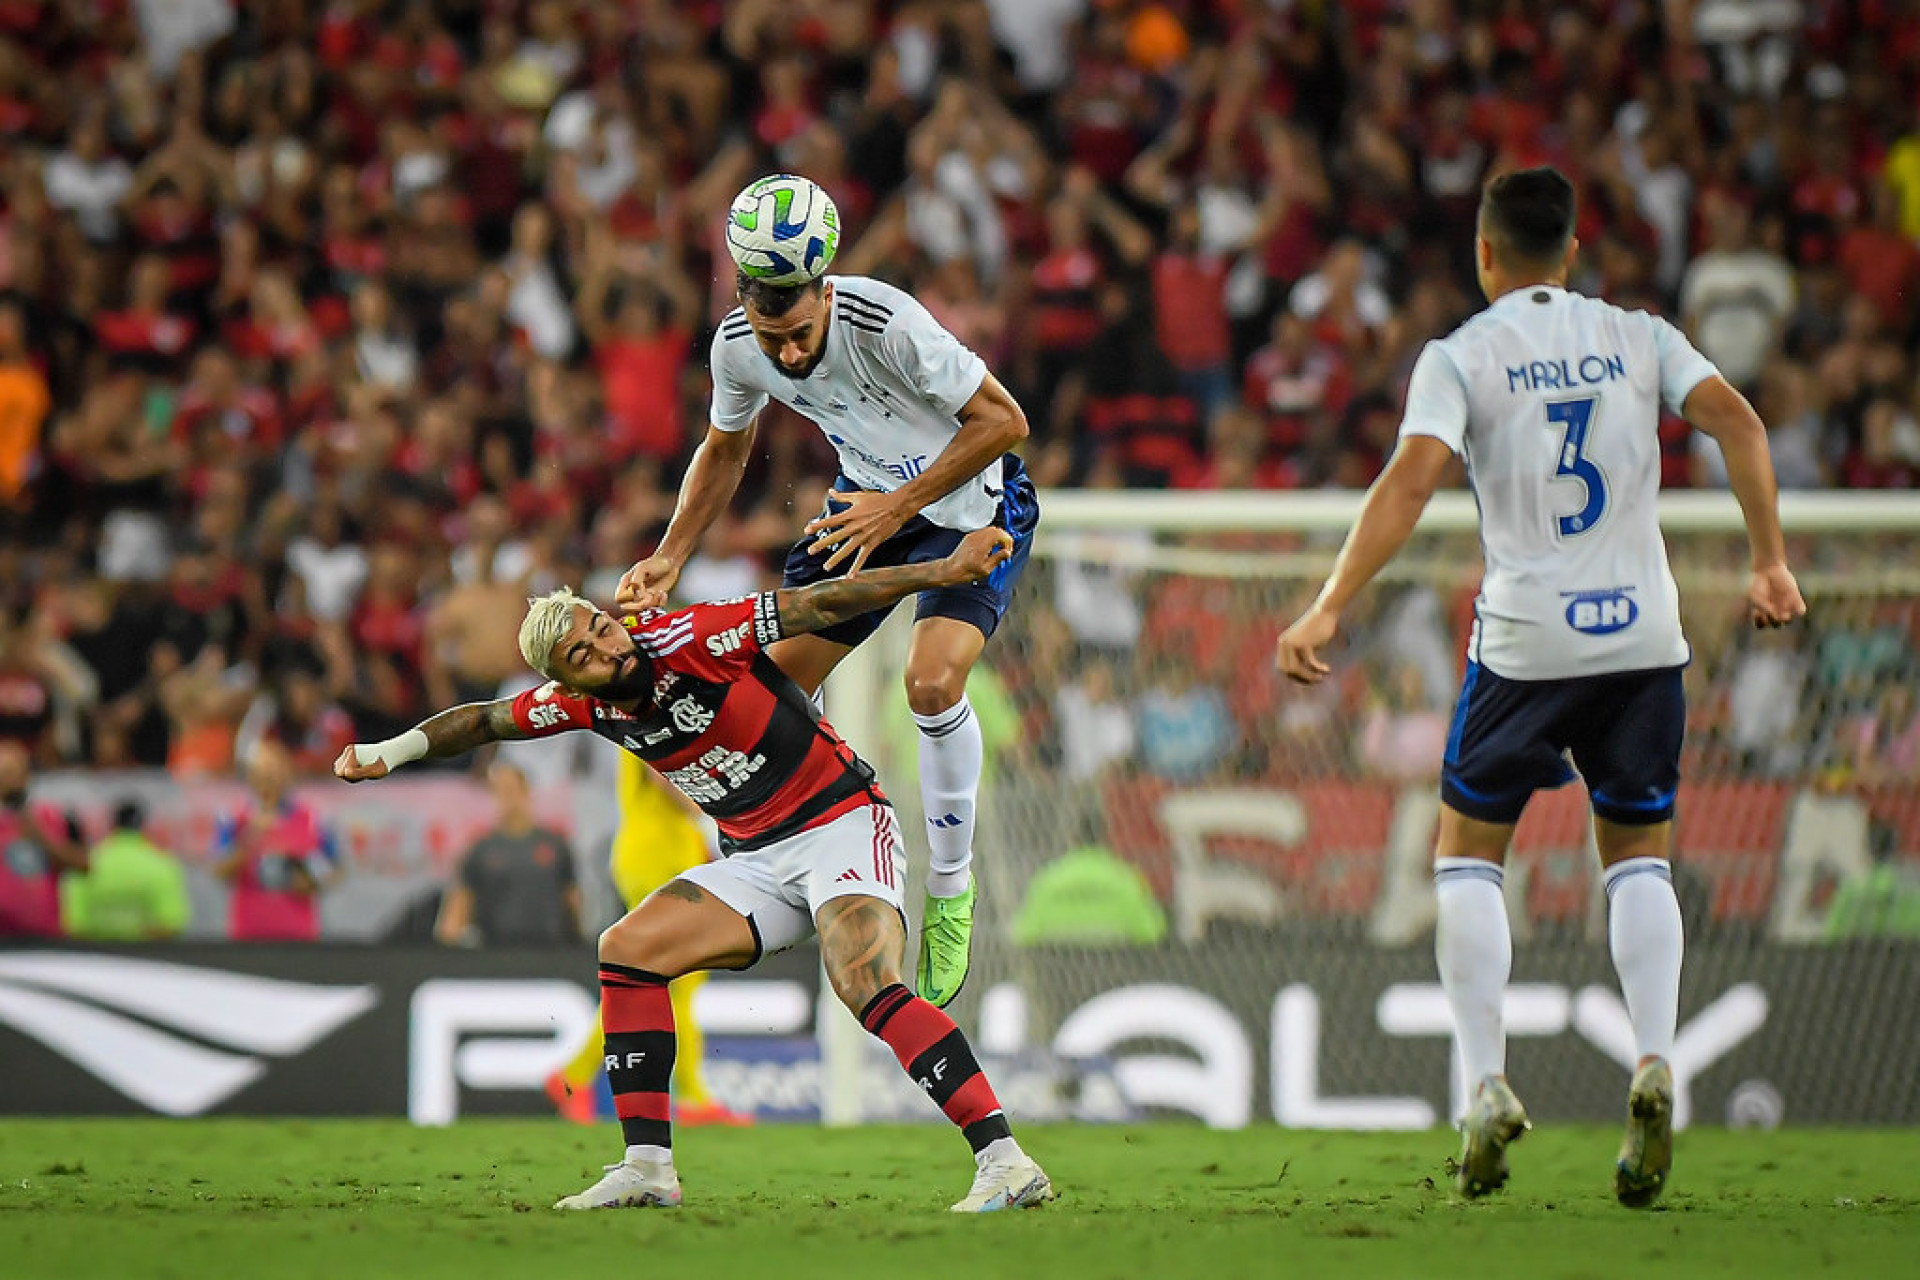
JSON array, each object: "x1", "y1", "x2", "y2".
[{"x1": 1564, "y1": 588, "x2": 1639, "y2": 635}]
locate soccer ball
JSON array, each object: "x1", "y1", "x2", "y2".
[{"x1": 725, "y1": 174, "x2": 840, "y2": 286}]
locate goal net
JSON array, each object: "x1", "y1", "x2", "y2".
[{"x1": 824, "y1": 490, "x2": 1920, "y2": 1131}]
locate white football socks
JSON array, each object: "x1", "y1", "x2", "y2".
[
  {"x1": 1434, "y1": 857, "x2": 1512, "y2": 1088},
  {"x1": 625, "y1": 1143, "x2": 670, "y2": 1166},
  {"x1": 915, "y1": 694, "x2": 981, "y2": 899},
  {"x1": 1605, "y1": 857, "x2": 1684, "y2": 1062}
]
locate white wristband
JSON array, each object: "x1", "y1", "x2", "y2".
[{"x1": 352, "y1": 729, "x2": 429, "y2": 772}]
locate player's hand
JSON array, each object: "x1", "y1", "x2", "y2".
[
  {"x1": 804, "y1": 488, "x2": 912, "y2": 577},
  {"x1": 1749, "y1": 563, "x2": 1807, "y2": 630},
  {"x1": 615, "y1": 555, "x2": 681, "y2": 613},
  {"x1": 333, "y1": 745, "x2": 391, "y2": 784},
  {"x1": 942, "y1": 528, "x2": 1015, "y2": 585},
  {"x1": 1276, "y1": 607, "x2": 1339, "y2": 684}
]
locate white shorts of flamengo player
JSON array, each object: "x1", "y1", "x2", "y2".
[{"x1": 677, "y1": 803, "x2": 908, "y2": 958}]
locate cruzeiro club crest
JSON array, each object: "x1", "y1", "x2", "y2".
[{"x1": 0, "y1": 953, "x2": 377, "y2": 1115}]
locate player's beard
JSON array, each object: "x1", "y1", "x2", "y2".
[
  {"x1": 598, "y1": 650, "x2": 654, "y2": 703},
  {"x1": 767, "y1": 347, "x2": 823, "y2": 380},
  {"x1": 765, "y1": 311, "x2": 828, "y2": 380}
]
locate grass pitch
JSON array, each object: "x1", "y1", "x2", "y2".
[{"x1": 3, "y1": 1121, "x2": 1916, "y2": 1280}]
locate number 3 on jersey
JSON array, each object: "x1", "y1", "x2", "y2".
[{"x1": 1545, "y1": 396, "x2": 1607, "y2": 537}]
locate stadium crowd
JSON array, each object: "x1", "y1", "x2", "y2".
[{"x1": 0, "y1": 0, "x2": 1915, "y2": 838}]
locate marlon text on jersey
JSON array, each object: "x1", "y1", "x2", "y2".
[{"x1": 1505, "y1": 353, "x2": 1628, "y2": 393}]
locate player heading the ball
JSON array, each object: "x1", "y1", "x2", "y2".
[
  {"x1": 337, "y1": 529, "x2": 1053, "y2": 1215},
  {"x1": 1277, "y1": 167, "x2": 1805, "y2": 1206},
  {"x1": 617, "y1": 172, "x2": 1039, "y2": 1011}
]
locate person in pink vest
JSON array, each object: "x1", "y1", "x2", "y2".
[
  {"x1": 0, "y1": 740, "x2": 85, "y2": 937},
  {"x1": 213, "y1": 740, "x2": 339, "y2": 940}
]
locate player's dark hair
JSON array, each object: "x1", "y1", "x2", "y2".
[
  {"x1": 1479, "y1": 167, "x2": 1577, "y2": 266},
  {"x1": 113, "y1": 798, "x2": 145, "y2": 831},
  {"x1": 736, "y1": 271, "x2": 823, "y2": 318}
]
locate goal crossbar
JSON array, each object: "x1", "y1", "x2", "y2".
[{"x1": 1033, "y1": 489, "x2": 1920, "y2": 536}]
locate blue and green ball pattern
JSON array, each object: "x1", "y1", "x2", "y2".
[{"x1": 727, "y1": 174, "x2": 841, "y2": 285}]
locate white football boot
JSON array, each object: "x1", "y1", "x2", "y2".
[
  {"x1": 1456, "y1": 1075, "x2": 1531, "y2": 1198},
  {"x1": 554, "y1": 1159, "x2": 682, "y2": 1210},
  {"x1": 1615, "y1": 1057, "x2": 1675, "y2": 1208},
  {"x1": 950, "y1": 1151, "x2": 1055, "y2": 1213}
]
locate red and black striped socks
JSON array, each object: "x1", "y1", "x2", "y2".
[
  {"x1": 599, "y1": 962, "x2": 675, "y2": 1160},
  {"x1": 860, "y1": 983, "x2": 1013, "y2": 1154}
]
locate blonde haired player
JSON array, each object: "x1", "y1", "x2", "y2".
[
  {"x1": 336, "y1": 529, "x2": 1053, "y2": 1214},
  {"x1": 545, "y1": 752, "x2": 750, "y2": 1128}
]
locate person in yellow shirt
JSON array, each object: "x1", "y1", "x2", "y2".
[
  {"x1": 544, "y1": 749, "x2": 751, "y2": 1126},
  {"x1": 1886, "y1": 126, "x2": 1920, "y2": 239}
]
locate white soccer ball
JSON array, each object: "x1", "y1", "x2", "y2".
[{"x1": 725, "y1": 174, "x2": 840, "y2": 286}]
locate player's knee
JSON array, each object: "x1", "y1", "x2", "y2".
[
  {"x1": 597, "y1": 918, "x2": 637, "y2": 964},
  {"x1": 598, "y1": 914, "x2": 671, "y2": 973},
  {"x1": 903, "y1": 667, "x2": 966, "y2": 717}
]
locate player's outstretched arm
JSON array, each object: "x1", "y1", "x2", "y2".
[
  {"x1": 616, "y1": 421, "x2": 759, "y2": 611},
  {"x1": 333, "y1": 699, "x2": 531, "y2": 782},
  {"x1": 778, "y1": 528, "x2": 1013, "y2": 636},
  {"x1": 1681, "y1": 376, "x2": 1807, "y2": 629},
  {"x1": 1277, "y1": 436, "x2": 1454, "y2": 683}
]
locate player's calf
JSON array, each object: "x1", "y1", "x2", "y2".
[
  {"x1": 557, "y1": 884, "x2": 756, "y2": 1210},
  {"x1": 554, "y1": 960, "x2": 680, "y2": 1211},
  {"x1": 905, "y1": 664, "x2": 984, "y2": 1004},
  {"x1": 859, "y1": 982, "x2": 1054, "y2": 1212},
  {"x1": 600, "y1": 964, "x2": 677, "y2": 1160},
  {"x1": 821, "y1": 894, "x2": 1053, "y2": 1212}
]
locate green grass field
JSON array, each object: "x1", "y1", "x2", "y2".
[{"x1": 3, "y1": 1121, "x2": 1917, "y2": 1280}]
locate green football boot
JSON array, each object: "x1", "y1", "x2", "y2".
[{"x1": 916, "y1": 877, "x2": 976, "y2": 1008}]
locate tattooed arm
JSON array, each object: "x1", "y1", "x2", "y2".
[
  {"x1": 334, "y1": 699, "x2": 530, "y2": 782},
  {"x1": 775, "y1": 527, "x2": 1014, "y2": 637}
]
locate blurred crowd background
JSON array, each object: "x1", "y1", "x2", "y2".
[{"x1": 1, "y1": 0, "x2": 1918, "y2": 941}]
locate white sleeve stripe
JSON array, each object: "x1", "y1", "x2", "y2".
[
  {"x1": 641, "y1": 630, "x2": 694, "y2": 652},
  {"x1": 638, "y1": 620, "x2": 695, "y2": 653},
  {"x1": 643, "y1": 633, "x2": 696, "y2": 657}
]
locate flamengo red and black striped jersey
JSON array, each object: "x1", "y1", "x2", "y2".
[{"x1": 507, "y1": 592, "x2": 884, "y2": 852}]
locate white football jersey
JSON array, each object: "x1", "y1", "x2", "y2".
[
  {"x1": 1400, "y1": 285, "x2": 1721, "y2": 680},
  {"x1": 709, "y1": 275, "x2": 995, "y2": 531}
]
